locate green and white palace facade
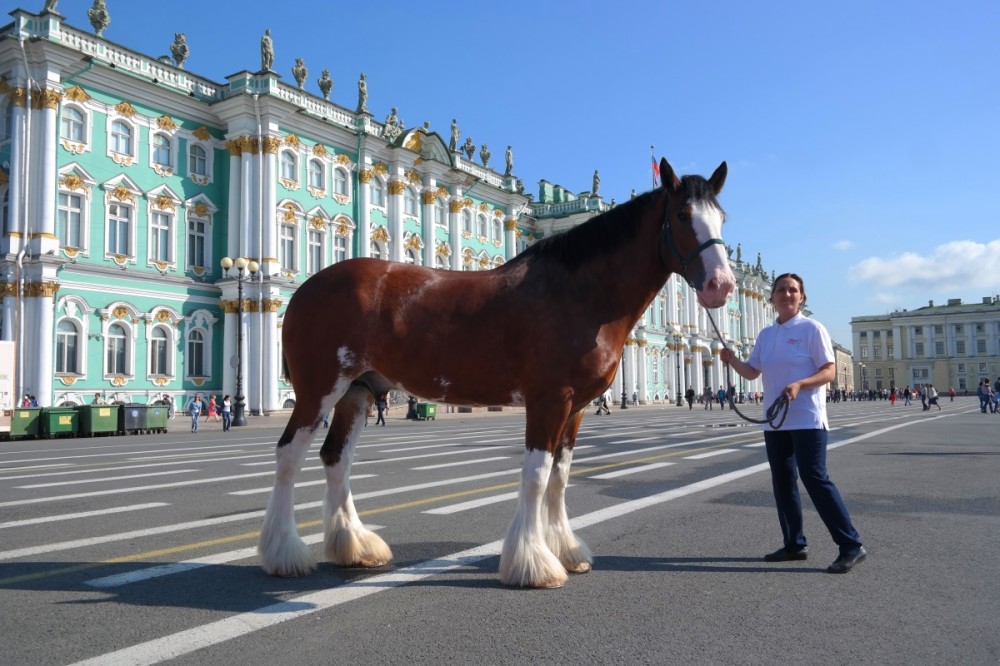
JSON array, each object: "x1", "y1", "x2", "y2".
[{"x1": 0, "y1": 8, "x2": 779, "y2": 412}]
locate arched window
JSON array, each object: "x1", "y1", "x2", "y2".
[
  {"x1": 189, "y1": 145, "x2": 208, "y2": 177},
  {"x1": 493, "y1": 218, "x2": 503, "y2": 241},
  {"x1": 280, "y1": 151, "x2": 297, "y2": 182},
  {"x1": 370, "y1": 241, "x2": 385, "y2": 260},
  {"x1": 370, "y1": 179, "x2": 385, "y2": 207},
  {"x1": 308, "y1": 159, "x2": 324, "y2": 190},
  {"x1": 333, "y1": 168, "x2": 348, "y2": 196},
  {"x1": 405, "y1": 247, "x2": 418, "y2": 265},
  {"x1": 150, "y1": 326, "x2": 169, "y2": 375},
  {"x1": 462, "y1": 209, "x2": 473, "y2": 235},
  {"x1": 152, "y1": 133, "x2": 172, "y2": 167},
  {"x1": 307, "y1": 227, "x2": 323, "y2": 274},
  {"x1": 280, "y1": 222, "x2": 297, "y2": 271},
  {"x1": 187, "y1": 330, "x2": 205, "y2": 377},
  {"x1": 403, "y1": 188, "x2": 418, "y2": 216},
  {"x1": 434, "y1": 199, "x2": 446, "y2": 226},
  {"x1": 435, "y1": 253, "x2": 448, "y2": 269},
  {"x1": 106, "y1": 323, "x2": 128, "y2": 375},
  {"x1": 61, "y1": 107, "x2": 85, "y2": 143},
  {"x1": 110, "y1": 120, "x2": 132, "y2": 155},
  {"x1": 333, "y1": 233, "x2": 348, "y2": 263},
  {"x1": 56, "y1": 320, "x2": 79, "y2": 374},
  {"x1": 477, "y1": 214, "x2": 488, "y2": 238}
]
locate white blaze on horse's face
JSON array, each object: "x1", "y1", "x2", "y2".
[{"x1": 689, "y1": 201, "x2": 735, "y2": 308}]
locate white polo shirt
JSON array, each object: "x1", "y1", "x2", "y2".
[{"x1": 746, "y1": 313, "x2": 835, "y2": 431}]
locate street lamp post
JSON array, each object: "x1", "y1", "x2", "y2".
[
  {"x1": 620, "y1": 349, "x2": 628, "y2": 409},
  {"x1": 221, "y1": 256, "x2": 259, "y2": 427},
  {"x1": 675, "y1": 334, "x2": 683, "y2": 407}
]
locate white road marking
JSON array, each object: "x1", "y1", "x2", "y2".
[
  {"x1": 589, "y1": 462, "x2": 675, "y2": 479},
  {"x1": 0, "y1": 503, "x2": 169, "y2": 530},
  {"x1": 682, "y1": 449, "x2": 739, "y2": 460}
]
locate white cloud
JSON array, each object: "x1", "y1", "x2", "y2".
[
  {"x1": 833, "y1": 240, "x2": 854, "y2": 251},
  {"x1": 848, "y1": 239, "x2": 1000, "y2": 294}
]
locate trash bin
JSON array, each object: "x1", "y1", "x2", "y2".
[
  {"x1": 119, "y1": 403, "x2": 148, "y2": 434},
  {"x1": 41, "y1": 407, "x2": 79, "y2": 439},
  {"x1": 145, "y1": 404, "x2": 169, "y2": 433},
  {"x1": 416, "y1": 403, "x2": 437, "y2": 420},
  {"x1": 76, "y1": 404, "x2": 120, "y2": 437},
  {"x1": 11, "y1": 407, "x2": 41, "y2": 439}
]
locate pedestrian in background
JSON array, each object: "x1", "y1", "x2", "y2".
[
  {"x1": 187, "y1": 393, "x2": 203, "y2": 433},
  {"x1": 221, "y1": 395, "x2": 232, "y2": 432}
]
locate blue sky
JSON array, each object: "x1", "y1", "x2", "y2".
[{"x1": 44, "y1": 0, "x2": 1000, "y2": 345}]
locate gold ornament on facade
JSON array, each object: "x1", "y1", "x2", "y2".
[
  {"x1": 478, "y1": 202, "x2": 489, "y2": 213},
  {"x1": 153, "y1": 377, "x2": 168, "y2": 386},
  {"x1": 192, "y1": 266, "x2": 206, "y2": 276},
  {"x1": 638, "y1": 339, "x2": 648, "y2": 348},
  {"x1": 436, "y1": 242, "x2": 451, "y2": 257},
  {"x1": 403, "y1": 132, "x2": 423, "y2": 153},
  {"x1": 405, "y1": 235, "x2": 421, "y2": 251},
  {"x1": 262, "y1": 137, "x2": 281, "y2": 154},
  {"x1": 405, "y1": 169, "x2": 421, "y2": 185},
  {"x1": 283, "y1": 133, "x2": 301, "y2": 148},
  {"x1": 111, "y1": 376, "x2": 127, "y2": 387},
  {"x1": 59, "y1": 376, "x2": 77, "y2": 386},
  {"x1": 335, "y1": 220, "x2": 350, "y2": 236},
  {"x1": 156, "y1": 115, "x2": 178, "y2": 131},
  {"x1": 313, "y1": 143, "x2": 328, "y2": 157},
  {"x1": 335, "y1": 153, "x2": 350, "y2": 165},
  {"x1": 154, "y1": 195, "x2": 175, "y2": 210},
  {"x1": 309, "y1": 216, "x2": 325, "y2": 230},
  {"x1": 23, "y1": 281, "x2": 60, "y2": 298},
  {"x1": 479, "y1": 256, "x2": 489, "y2": 268},
  {"x1": 193, "y1": 202, "x2": 209, "y2": 217},
  {"x1": 63, "y1": 247, "x2": 79, "y2": 260},
  {"x1": 64, "y1": 85, "x2": 91, "y2": 102},
  {"x1": 448, "y1": 200, "x2": 463, "y2": 213},
  {"x1": 34, "y1": 89, "x2": 63, "y2": 110},
  {"x1": 463, "y1": 198, "x2": 473, "y2": 208},
  {"x1": 422, "y1": 190, "x2": 438, "y2": 204},
  {"x1": 7, "y1": 87, "x2": 26, "y2": 108},
  {"x1": 225, "y1": 140, "x2": 242, "y2": 157},
  {"x1": 371, "y1": 162, "x2": 388, "y2": 176},
  {"x1": 114, "y1": 101, "x2": 137, "y2": 117},
  {"x1": 59, "y1": 174, "x2": 84, "y2": 191},
  {"x1": 111, "y1": 186, "x2": 134, "y2": 202},
  {"x1": 0, "y1": 170, "x2": 7, "y2": 186},
  {"x1": 358, "y1": 169, "x2": 373, "y2": 184},
  {"x1": 153, "y1": 260, "x2": 169, "y2": 272},
  {"x1": 237, "y1": 136, "x2": 258, "y2": 154},
  {"x1": 262, "y1": 299, "x2": 283, "y2": 313},
  {"x1": 505, "y1": 219, "x2": 518, "y2": 231},
  {"x1": 193, "y1": 125, "x2": 211, "y2": 141},
  {"x1": 113, "y1": 306, "x2": 129, "y2": 319},
  {"x1": 155, "y1": 310, "x2": 172, "y2": 323},
  {"x1": 493, "y1": 208, "x2": 504, "y2": 218},
  {"x1": 282, "y1": 203, "x2": 299, "y2": 223},
  {"x1": 111, "y1": 153, "x2": 134, "y2": 167},
  {"x1": 388, "y1": 180, "x2": 406, "y2": 195},
  {"x1": 372, "y1": 226, "x2": 390, "y2": 243}
]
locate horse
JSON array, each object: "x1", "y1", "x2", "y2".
[{"x1": 258, "y1": 158, "x2": 736, "y2": 588}]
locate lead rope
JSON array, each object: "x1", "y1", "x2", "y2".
[{"x1": 703, "y1": 307, "x2": 790, "y2": 429}]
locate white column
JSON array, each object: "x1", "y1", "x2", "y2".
[
  {"x1": 31, "y1": 289, "x2": 55, "y2": 406},
  {"x1": 357, "y1": 166, "x2": 372, "y2": 258},
  {"x1": 448, "y1": 185, "x2": 464, "y2": 270},
  {"x1": 637, "y1": 340, "x2": 648, "y2": 404},
  {"x1": 504, "y1": 206, "x2": 518, "y2": 261},
  {"x1": 422, "y1": 177, "x2": 437, "y2": 267},
  {"x1": 35, "y1": 97, "x2": 59, "y2": 255},
  {"x1": 260, "y1": 139, "x2": 278, "y2": 275},
  {"x1": 261, "y1": 299, "x2": 279, "y2": 412},
  {"x1": 388, "y1": 174, "x2": 404, "y2": 263}
]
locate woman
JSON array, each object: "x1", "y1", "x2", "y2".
[
  {"x1": 221, "y1": 395, "x2": 232, "y2": 432},
  {"x1": 720, "y1": 273, "x2": 866, "y2": 574},
  {"x1": 206, "y1": 395, "x2": 221, "y2": 422}
]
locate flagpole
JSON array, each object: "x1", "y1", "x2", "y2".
[{"x1": 650, "y1": 144, "x2": 657, "y2": 188}]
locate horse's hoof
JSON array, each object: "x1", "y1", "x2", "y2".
[{"x1": 565, "y1": 561, "x2": 592, "y2": 574}]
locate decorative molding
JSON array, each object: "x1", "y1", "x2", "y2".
[
  {"x1": 313, "y1": 143, "x2": 328, "y2": 157},
  {"x1": 237, "y1": 136, "x2": 258, "y2": 154},
  {"x1": 371, "y1": 161, "x2": 388, "y2": 176},
  {"x1": 193, "y1": 202, "x2": 210, "y2": 217},
  {"x1": 262, "y1": 137, "x2": 281, "y2": 154},
  {"x1": 505, "y1": 219, "x2": 518, "y2": 231},
  {"x1": 405, "y1": 169, "x2": 422, "y2": 185},
  {"x1": 358, "y1": 169, "x2": 373, "y2": 184},
  {"x1": 193, "y1": 125, "x2": 211, "y2": 141},
  {"x1": 156, "y1": 115, "x2": 178, "y2": 131},
  {"x1": 111, "y1": 185, "x2": 135, "y2": 202},
  {"x1": 448, "y1": 200, "x2": 463, "y2": 213},
  {"x1": 35, "y1": 89, "x2": 62, "y2": 110},
  {"x1": 114, "y1": 101, "x2": 137, "y2": 117},
  {"x1": 422, "y1": 190, "x2": 438, "y2": 204},
  {"x1": 23, "y1": 281, "x2": 60, "y2": 298},
  {"x1": 61, "y1": 174, "x2": 84, "y2": 191},
  {"x1": 309, "y1": 215, "x2": 325, "y2": 230},
  {"x1": 388, "y1": 179, "x2": 406, "y2": 195},
  {"x1": 284, "y1": 133, "x2": 301, "y2": 148},
  {"x1": 64, "y1": 85, "x2": 91, "y2": 102},
  {"x1": 225, "y1": 139, "x2": 242, "y2": 156},
  {"x1": 153, "y1": 195, "x2": 176, "y2": 211},
  {"x1": 372, "y1": 226, "x2": 390, "y2": 243},
  {"x1": 334, "y1": 153, "x2": 351, "y2": 165},
  {"x1": 261, "y1": 299, "x2": 283, "y2": 313}
]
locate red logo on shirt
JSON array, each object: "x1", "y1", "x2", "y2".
[{"x1": 785, "y1": 337, "x2": 803, "y2": 345}]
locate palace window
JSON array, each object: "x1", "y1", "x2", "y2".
[
  {"x1": 462, "y1": 209, "x2": 473, "y2": 235},
  {"x1": 333, "y1": 234, "x2": 348, "y2": 263},
  {"x1": 149, "y1": 326, "x2": 169, "y2": 376},
  {"x1": 187, "y1": 216, "x2": 207, "y2": 269},
  {"x1": 110, "y1": 120, "x2": 133, "y2": 156},
  {"x1": 405, "y1": 248, "x2": 418, "y2": 265},
  {"x1": 915, "y1": 342, "x2": 924, "y2": 356},
  {"x1": 280, "y1": 151, "x2": 297, "y2": 182},
  {"x1": 403, "y1": 188, "x2": 418, "y2": 216},
  {"x1": 186, "y1": 330, "x2": 206, "y2": 377},
  {"x1": 55, "y1": 320, "x2": 79, "y2": 374},
  {"x1": 150, "y1": 211, "x2": 173, "y2": 263},
  {"x1": 60, "y1": 107, "x2": 85, "y2": 143},
  {"x1": 280, "y1": 222, "x2": 297, "y2": 271},
  {"x1": 977, "y1": 339, "x2": 987, "y2": 354},
  {"x1": 860, "y1": 346, "x2": 868, "y2": 360},
  {"x1": 152, "y1": 133, "x2": 172, "y2": 169},
  {"x1": 58, "y1": 192, "x2": 84, "y2": 249},
  {"x1": 493, "y1": 218, "x2": 503, "y2": 242},
  {"x1": 956, "y1": 340, "x2": 966, "y2": 354},
  {"x1": 308, "y1": 159, "x2": 324, "y2": 190},
  {"x1": 477, "y1": 213, "x2": 488, "y2": 238},
  {"x1": 307, "y1": 228, "x2": 323, "y2": 275},
  {"x1": 189, "y1": 145, "x2": 208, "y2": 178},
  {"x1": 434, "y1": 199, "x2": 446, "y2": 226},
  {"x1": 370, "y1": 179, "x2": 385, "y2": 207},
  {"x1": 333, "y1": 168, "x2": 349, "y2": 196},
  {"x1": 107, "y1": 203, "x2": 132, "y2": 257},
  {"x1": 106, "y1": 322, "x2": 129, "y2": 375},
  {"x1": 935, "y1": 341, "x2": 944, "y2": 356}
]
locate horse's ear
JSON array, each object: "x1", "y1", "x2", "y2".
[
  {"x1": 709, "y1": 161, "x2": 728, "y2": 195},
  {"x1": 660, "y1": 158, "x2": 680, "y2": 192}
]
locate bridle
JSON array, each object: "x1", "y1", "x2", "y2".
[
  {"x1": 658, "y1": 190, "x2": 726, "y2": 289},
  {"x1": 658, "y1": 189, "x2": 789, "y2": 429}
]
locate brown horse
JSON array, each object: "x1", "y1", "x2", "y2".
[{"x1": 258, "y1": 158, "x2": 736, "y2": 588}]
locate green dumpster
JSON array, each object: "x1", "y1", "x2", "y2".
[
  {"x1": 41, "y1": 407, "x2": 79, "y2": 439},
  {"x1": 146, "y1": 405, "x2": 169, "y2": 433},
  {"x1": 11, "y1": 407, "x2": 41, "y2": 439},
  {"x1": 416, "y1": 403, "x2": 437, "y2": 420},
  {"x1": 76, "y1": 404, "x2": 120, "y2": 436}
]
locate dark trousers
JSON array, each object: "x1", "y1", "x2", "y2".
[
  {"x1": 222, "y1": 412, "x2": 231, "y2": 431},
  {"x1": 764, "y1": 429, "x2": 863, "y2": 556}
]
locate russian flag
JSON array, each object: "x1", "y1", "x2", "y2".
[{"x1": 651, "y1": 156, "x2": 660, "y2": 187}]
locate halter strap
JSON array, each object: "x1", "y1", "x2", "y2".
[{"x1": 659, "y1": 196, "x2": 726, "y2": 288}]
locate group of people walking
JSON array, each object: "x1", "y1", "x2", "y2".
[
  {"x1": 184, "y1": 393, "x2": 233, "y2": 432},
  {"x1": 977, "y1": 378, "x2": 1000, "y2": 413}
]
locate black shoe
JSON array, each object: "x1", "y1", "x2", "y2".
[
  {"x1": 827, "y1": 546, "x2": 867, "y2": 574},
  {"x1": 763, "y1": 546, "x2": 809, "y2": 562}
]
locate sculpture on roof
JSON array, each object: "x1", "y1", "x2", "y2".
[
  {"x1": 462, "y1": 136, "x2": 475, "y2": 161},
  {"x1": 592, "y1": 170, "x2": 600, "y2": 196},
  {"x1": 736, "y1": 243, "x2": 742, "y2": 262},
  {"x1": 449, "y1": 119, "x2": 460, "y2": 152},
  {"x1": 504, "y1": 145, "x2": 513, "y2": 176},
  {"x1": 356, "y1": 72, "x2": 368, "y2": 114},
  {"x1": 260, "y1": 29, "x2": 274, "y2": 72},
  {"x1": 42, "y1": 0, "x2": 59, "y2": 13},
  {"x1": 383, "y1": 107, "x2": 403, "y2": 142},
  {"x1": 87, "y1": 0, "x2": 110, "y2": 36},
  {"x1": 292, "y1": 58, "x2": 308, "y2": 89},
  {"x1": 317, "y1": 69, "x2": 333, "y2": 100},
  {"x1": 480, "y1": 144, "x2": 491, "y2": 168},
  {"x1": 170, "y1": 33, "x2": 189, "y2": 69}
]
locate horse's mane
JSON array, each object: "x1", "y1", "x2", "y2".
[
  {"x1": 504, "y1": 175, "x2": 723, "y2": 271},
  {"x1": 504, "y1": 188, "x2": 660, "y2": 270}
]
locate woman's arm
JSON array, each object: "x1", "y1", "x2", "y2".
[
  {"x1": 719, "y1": 348, "x2": 761, "y2": 381},
  {"x1": 783, "y1": 362, "x2": 836, "y2": 401}
]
